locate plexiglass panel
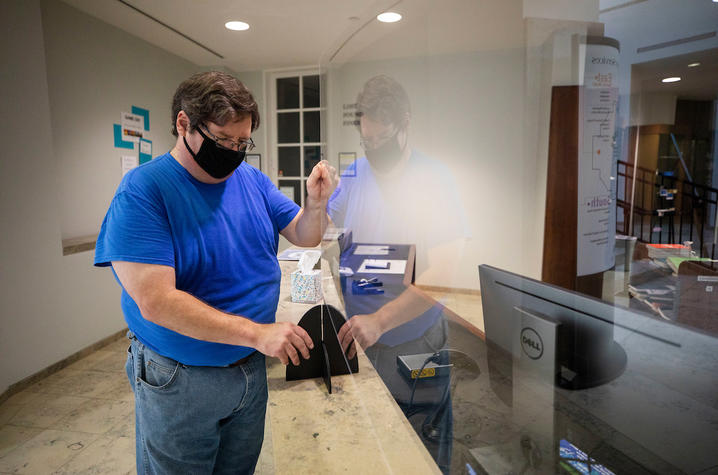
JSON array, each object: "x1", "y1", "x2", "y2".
[{"x1": 315, "y1": 0, "x2": 718, "y2": 473}]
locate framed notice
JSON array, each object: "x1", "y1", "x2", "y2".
[
  {"x1": 246, "y1": 153, "x2": 261, "y2": 170},
  {"x1": 279, "y1": 185, "x2": 295, "y2": 202},
  {"x1": 339, "y1": 152, "x2": 356, "y2": 177},
  {"x1": 121, "y1": 111, "x2": 144, "y2": 142}
]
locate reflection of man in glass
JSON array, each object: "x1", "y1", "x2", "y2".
[{"x1": 328, "y1": 75, "x2": 468, "y2": 473}]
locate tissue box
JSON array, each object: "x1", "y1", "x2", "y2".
[{"x1": 291, "y1": 269, "x2": 323, "y2": 303}]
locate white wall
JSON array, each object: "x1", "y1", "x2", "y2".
[
  {"x1": 1, "y1": 0, "x2": 250, "y2": 394},
  {"x1": 325, "y1": 47, "x2": 529, "y2": 290},
  {"x1": 42, "y1": 0, "x2": 198, "y2": 239},
  {"x1": 236, "y1": 70, "x2": 267, "y2": 165},
  {"x1": 630, "y1": 92, "x2": 677, "y2": 126},
  {"x1": 0, "y1": 0, "x2": 121, "y2": 394}
]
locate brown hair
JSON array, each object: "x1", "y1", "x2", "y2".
[
  {"x1": 171, "y1": 71, "x2": 260, "y2": 136},
  {"x1": 355, "y1": 75, "x2": 410, "y2": 127}
]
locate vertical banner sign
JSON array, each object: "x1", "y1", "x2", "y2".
[{"x1": 577, "y1": 37, "x2": 620, "y2": 276}]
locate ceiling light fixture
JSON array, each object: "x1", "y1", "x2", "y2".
[
  {"x1": 225, "y1": 21, "x2": 249, "y2": 31},
  {"x1": 661, "y1": 77, "x2": 681, "y2": 83},
  {"x1": 377, "y1": 12, "x2": 402, "y2": 23},
  {"x1": 687, "y1": 62, "x2": 701, "y2": 67}
]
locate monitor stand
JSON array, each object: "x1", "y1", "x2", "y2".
[{"x1": 556, "y1": 340, "x2": 627, "y2": 390}]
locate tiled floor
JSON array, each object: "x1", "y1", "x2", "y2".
[
  {"x1": 422, "y1": 289, "x2": 485, "y2": 332},
  {"x1": 0, "y1": 337, "x2": 135, "y2": 474},
  {"x1": 0, "y1": 291, "x2": 483, "y2": 474}
]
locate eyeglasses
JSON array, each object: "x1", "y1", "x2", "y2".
[{"x1": 198, "y1": 123, "x2": 255, "y2": 152}]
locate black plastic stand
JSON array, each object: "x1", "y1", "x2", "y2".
[{"x1": 286, "y1": 304, "x2": 358, "y2": 394}]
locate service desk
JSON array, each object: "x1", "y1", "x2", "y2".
[
  {"x1": 267, "y1": 248, "x2": 718, "y2": 474},
  {"x1": 265, "y1": 259, "x2": 440, "y2": 474}
]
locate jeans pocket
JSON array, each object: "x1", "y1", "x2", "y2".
[
  {"x1": 125, "y1": 345, "x2": 134, "y2": 388},
  {"x1": 138, "y1": 350, "x2": 181, "y2": 391}
]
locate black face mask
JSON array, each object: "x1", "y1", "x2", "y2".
[
  {"x1": 364, "y1": 131, "x2": 403, "y2": 173},
  {"x1": 184, "y1": 127, "x2": 245, "y2": 179}
]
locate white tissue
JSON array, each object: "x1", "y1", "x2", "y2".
[{"x1": 297, "y1": 250, "x2": 321, "y2": 274}]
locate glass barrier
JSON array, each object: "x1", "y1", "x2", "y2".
[{"x1": 315, "y1": 0, "x2": 718, "y2": 473}]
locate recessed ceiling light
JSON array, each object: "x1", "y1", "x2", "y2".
[
  {"x1": 661, "y1": 77, "x2": 681, "y2": 83},
  {"x1": 225, "y1": 21, "x2": 249, "y2": 31},
  {"x1": 377, "y1": 12, "x2": 402, "y2": 23},
  {"x1": 687, "y1": 62, "x2": 701, "y2": 68}
]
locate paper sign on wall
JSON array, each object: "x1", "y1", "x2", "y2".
[
  {"x1": 246, "y1": 154, "x2": 261, "y2": 170},
  {"x1": 121, "y1": 112, "x2": 144, "y2": 143},
  {"x1": 139, "y1": 138, "x2": 152, "y2": 164},
  {"x1": 121, "y1": 155, "x2": 139, "y2": 176}
]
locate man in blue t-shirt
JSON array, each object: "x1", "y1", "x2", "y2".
[{"x1": 95, "y1": 71, "x2": 335, "y2": 474}]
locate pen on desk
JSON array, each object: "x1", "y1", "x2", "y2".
[{"x1": 366, "y1": 262, "x2": 391, "y2": 270}]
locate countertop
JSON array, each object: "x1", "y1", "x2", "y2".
[{"x1": 264, "y1": 258, "x2": 440, "y2": 474}]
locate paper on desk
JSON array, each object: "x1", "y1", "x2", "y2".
[
  {"x1": 354, "y1": 245, "x2": 390, "y2": 256},
  {"x1": 357, "y1": 259, "x2": 406, "y2": 274}
]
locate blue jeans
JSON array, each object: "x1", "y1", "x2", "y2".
[{"x1": 126, "y1": 335, "x2": 268, "y2": 474}]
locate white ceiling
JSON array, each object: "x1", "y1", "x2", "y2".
[
  {"x1": 632, "y1": 47, "x2": 718, "y2": 101},
  {"x1": 60, "y1": 0, "x2": 526, "y2": 72},
  {"x1": 61, "y1": 0, "x2": 393, "y2": 71},
  {"x1": 61, "y1": 0, "x2": 718, "y2": 99}
]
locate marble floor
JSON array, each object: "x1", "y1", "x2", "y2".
[
  {"x1": 422, "y1": 289, "x2": 485, "y2": 333},
  {"x1": 0, "y1": 291, "x2": 483, "y2": 474}
]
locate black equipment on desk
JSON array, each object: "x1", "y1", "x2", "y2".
[
  {"x1": 480, "y1": 264, "x2": 627, "y2": 391},
  {"x1": 285, "y1": 304, "x2": 358, "y2": 394},
  {"x1": 478, "y1": 264, "x2": 718, "y2": 474}
]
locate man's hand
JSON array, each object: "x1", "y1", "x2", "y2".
[
  {"x1": 306, "y1": 160, "x2": 337, "y2": 203},
  {"x1": 337, "y1": 313, "x2": 385, "y2": 359},
  {"x1": 253, "y1": 322, "x2": 314, "y2": 366}
]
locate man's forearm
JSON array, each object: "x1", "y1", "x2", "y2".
[
  {"x1": 142, "y1": 288, "x2": 260, "y2": 347},
  {"x1": 374, "y1": 285, "x2": 437, "y2": 333},
  {"x1": 293, "y1": 199, "x2": 328, "y2": 247}
]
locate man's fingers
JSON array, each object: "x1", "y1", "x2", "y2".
[
  {"x1": 348, "y1": 341, "x2": 356, "y2": 359},
  {"x1": 337, "y1": 321, "x2": 349, "y2": 341},
  {"x1": 285, "y1": 342, "x2": 300, "y2": 366},
  {"x1": 294, "y1": 325, "x2": 314, "y2": 351},
  {"x1": 288, "y1": 331, "x2": 310, "y2": 360},
  {"x1": 343, "y1": 330, "x2": 355, "y2": 353},
  {"x1": 337, "y1": 322, "x2": 354, "y2": 352}
]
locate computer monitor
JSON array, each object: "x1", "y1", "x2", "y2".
[
  {"x1": 479, "y1": 264, "x2": 626, "y2": 390},
  {"x1": 478, "y1": 264, "x2": 718, "y2": 474}
]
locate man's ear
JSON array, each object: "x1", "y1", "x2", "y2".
[{"x1": 176, "y1": 110, "x2": 191, "y2": 136}]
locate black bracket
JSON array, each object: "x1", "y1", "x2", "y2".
[{"x1": 286, "y1": 304, "x2": 358, "y2": 394}]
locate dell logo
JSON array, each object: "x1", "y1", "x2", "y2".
[{"x1": 520, "y1": 328, "x2": 543, "y2": 360}]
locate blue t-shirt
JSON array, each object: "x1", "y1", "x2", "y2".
[{"x1": 94, "y1": 153, "x2": 300, "y2": 366}]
